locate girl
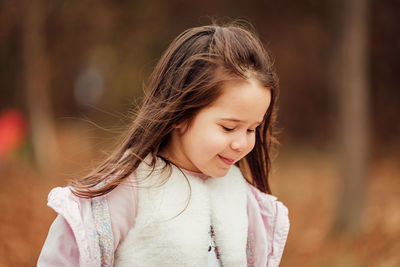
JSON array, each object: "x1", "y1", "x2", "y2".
[{"x1": 38, "y1": 22, "x2": 289, "y2": 267}]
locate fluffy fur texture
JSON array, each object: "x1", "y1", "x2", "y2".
[
  {"x1": 205, "y1": 166, "x2": 248, "y2": 266},
  {"x1": 114, "y1": 158, "x2": 248, "y2": 266}
]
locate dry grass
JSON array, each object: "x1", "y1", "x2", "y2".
[{"x1": 275, "y1": 151, "x2": 400, "y2": 267}]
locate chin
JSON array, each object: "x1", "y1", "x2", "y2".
[{"x1": 209, "y1": 167, "x2": 231, "y2": 178}]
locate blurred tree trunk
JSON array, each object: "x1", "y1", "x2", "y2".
[
  {"x1": 21, "y1": 0, "x2": 58, "y2": 169},
  {"x1": 331, "y1": 0, "x2": 370, "y2": 234}
]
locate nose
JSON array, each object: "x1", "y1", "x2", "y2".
[{"x1": 230, "y1": 133, "x2": 250, "y2": 152}]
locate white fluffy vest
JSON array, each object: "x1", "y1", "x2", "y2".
[{"x1": 114, "y1": 158, "x2": 248, "y2": 266}]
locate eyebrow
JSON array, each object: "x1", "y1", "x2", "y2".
[{"x1": 219, "y1": 118, "x2": 262, "y2": 125}]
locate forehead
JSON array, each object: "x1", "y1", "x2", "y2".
[{"x1": 203, "y1": 79, "x2": 271, "y2": 122}]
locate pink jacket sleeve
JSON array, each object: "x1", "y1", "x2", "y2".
[
  {"x1": 37, "y1": 215, "x2": 79, "y2": 266},
  {"x1": 247, "y1": 184, "x2": 290, "y2": 267},
  {"x1": 37, "y1": 187, "x2": 98, "y2": 267},
  {"x1": 37, "y1": 176, "x2": 137, "y2": 267}
]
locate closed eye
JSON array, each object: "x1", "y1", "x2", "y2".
[
  {"x1": 247, "y1": 125, "x2": 260, "y2": 133},
  {"x1": 221, "y1": 126, "x2": 235, "y2": 132}
]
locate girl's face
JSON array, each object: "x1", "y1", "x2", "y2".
[{"x1": 164, "y1": 78, "x2": 271, "y2": 177}]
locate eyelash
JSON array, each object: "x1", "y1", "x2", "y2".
[
  {"x1": 221, "y1": 126, "x2": 257, "y2": 133},
  {"x1": 222, "y1": 126, "x2": 235, "y2": 132}
]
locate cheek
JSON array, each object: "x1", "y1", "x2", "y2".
[
  {"x1": 245, "y1": 136, "x2": 257, "y2": 154},
  {"x1": 203, "y1": 133, "x2": 228, "y2": 154},
  {"x1": 183, "y1": 127, "x2": 223, "y2": 155},
  {"x1": 194, "y1": 130, "x2": 229, "y2": 156}
]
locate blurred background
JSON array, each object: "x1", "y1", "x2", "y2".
[{"x1": 0, "y1": 0, "x2": 399, "y2": 266}]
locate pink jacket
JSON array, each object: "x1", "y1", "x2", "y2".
[{"x1": 38, "y1": 176, "x2": 289, "y2": 267}]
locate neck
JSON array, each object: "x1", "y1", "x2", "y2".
[{"x1": 158, "y1": 153, "x2": 209, "y2": 180}]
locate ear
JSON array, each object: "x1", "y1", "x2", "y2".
[{"x1": 174, "y1": 120, "x2": 189, "y2": 134}]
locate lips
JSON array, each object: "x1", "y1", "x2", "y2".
[{"x1": 218, "y1": 155, "x2": 235, "y2": 165}]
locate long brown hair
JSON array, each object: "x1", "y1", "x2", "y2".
[{"x1": 70, "y1": 22, "x2": 279, "y2": 198}]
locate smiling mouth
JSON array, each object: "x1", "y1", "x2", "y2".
[{"x1": 218, "y1": 155, "x2": 235, "y2": 165}]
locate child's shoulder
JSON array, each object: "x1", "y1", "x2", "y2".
[
  {"x1": 47, "y1": 186, "x2": 90, "y2": 217},
  {"x1": 47, "y1": 173, "x2": 137, "y2": 247},
  {"x1": 105, "y1": 174, "x2": 137, "y2": 243},
  {"x1": 245, "y1": 177, "x2": 290, "y2": 267},
  {"x1": 47, "y1": 174, "x2": 137, "y2": 215},
  {"x1": 228, "y1": 164, "x2": 287, "y2": 209}
]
